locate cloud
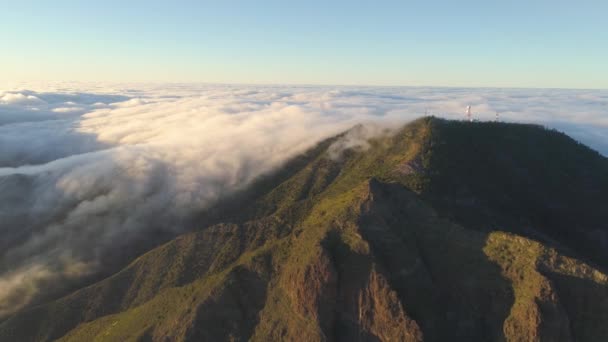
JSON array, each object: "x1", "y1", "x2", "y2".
[
  {"x1": 328, "y1": 122, "x2": 395, "y2": 160},
  {"x1": 0, "y1": 90, "x2": 128, "y2": 127},
  {"x1": 0, "y1": 83, "x2": 607, "y2": 317},
  {"x1": 0, "y1": 264, "x2": 54, "y2": 318},
  {"x1": 0, "y1": 92, "x2": 46, "y2": 106}
]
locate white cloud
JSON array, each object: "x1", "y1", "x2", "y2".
[
  {"x1": 0, "y1": 83, "x2": 607, "y2": 317},
  {"x1": 0, "y1": 92, "x2": 46, "y2": 106}
]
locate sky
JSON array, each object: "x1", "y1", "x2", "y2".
[{"x1": 2, "y1": 1, "x2": 608, "y2": 88}]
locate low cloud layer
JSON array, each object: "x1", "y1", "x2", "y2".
[{"x1": 1, "y1": 84, "x2": 607, "y2": 317}]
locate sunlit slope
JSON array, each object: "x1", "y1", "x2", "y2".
[{"x1": 2, "y1": 117, "x2": 608, "y2": 342}]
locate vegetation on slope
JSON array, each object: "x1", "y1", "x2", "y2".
[
  {"x1": 420, "y1": 119, "x2": 608, "y2": 267},
  {"x1": 2, "y1": 117, "x2": 608, "y2": 342}
]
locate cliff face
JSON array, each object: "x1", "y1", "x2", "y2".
[{"x1": 2, "y1": 117, "x2": 608, "y2": 342}]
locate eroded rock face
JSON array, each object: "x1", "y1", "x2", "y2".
[{"x1": 287, "y1": 233, "x2": 422, "y2": 342}]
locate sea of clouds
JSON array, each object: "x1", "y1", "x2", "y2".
[{"x1": 1, "y1": 83, "x2": 607, "y2": 317}]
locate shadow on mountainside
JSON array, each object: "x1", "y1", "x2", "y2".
[{"x1": 357, "y1": 179, "x2": 514, "y2": 341}]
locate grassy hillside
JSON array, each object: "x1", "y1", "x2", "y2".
[
  {"x1": 418, "y1": 119, "x2": 608, "y2": 268},
  {"x1": 2, "y1": 117, "x2": 608, "y2": 341}
]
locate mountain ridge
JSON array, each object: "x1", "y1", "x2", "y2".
[{"x1": 2, "y1": 117, "x2": 608, "y2": 341}]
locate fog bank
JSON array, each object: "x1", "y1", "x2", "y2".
[{"x1": 1, "y1": 83, "x2": 607, "y2": 317}]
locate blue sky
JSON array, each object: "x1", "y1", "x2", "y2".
[{"x1": 2, "y1": 1, "x2": 607, "y2": 88}]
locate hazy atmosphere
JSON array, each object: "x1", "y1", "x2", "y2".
[{"x1": 2, "y1": 2, "x2": 608, "y2": 341}]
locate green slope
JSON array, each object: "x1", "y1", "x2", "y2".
[{"x1": 2, "y1": 117, "x2": 608, "y2": 342}]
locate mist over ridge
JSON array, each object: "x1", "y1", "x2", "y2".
[{"x1": 1, "y1": 83, "x2": 607, "y2": 318}]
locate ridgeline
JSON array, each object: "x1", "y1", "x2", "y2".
[{"x1": 2, "y1": 117, "x2": 608, "y2": 342}]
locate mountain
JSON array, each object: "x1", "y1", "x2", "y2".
[{"x1": 2, "y1": 117, "x2": 608, "y2": 342}]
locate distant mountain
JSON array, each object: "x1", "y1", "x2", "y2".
[{"x1": 2, "y1": 117, "x2": 608, "y2": 342}]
